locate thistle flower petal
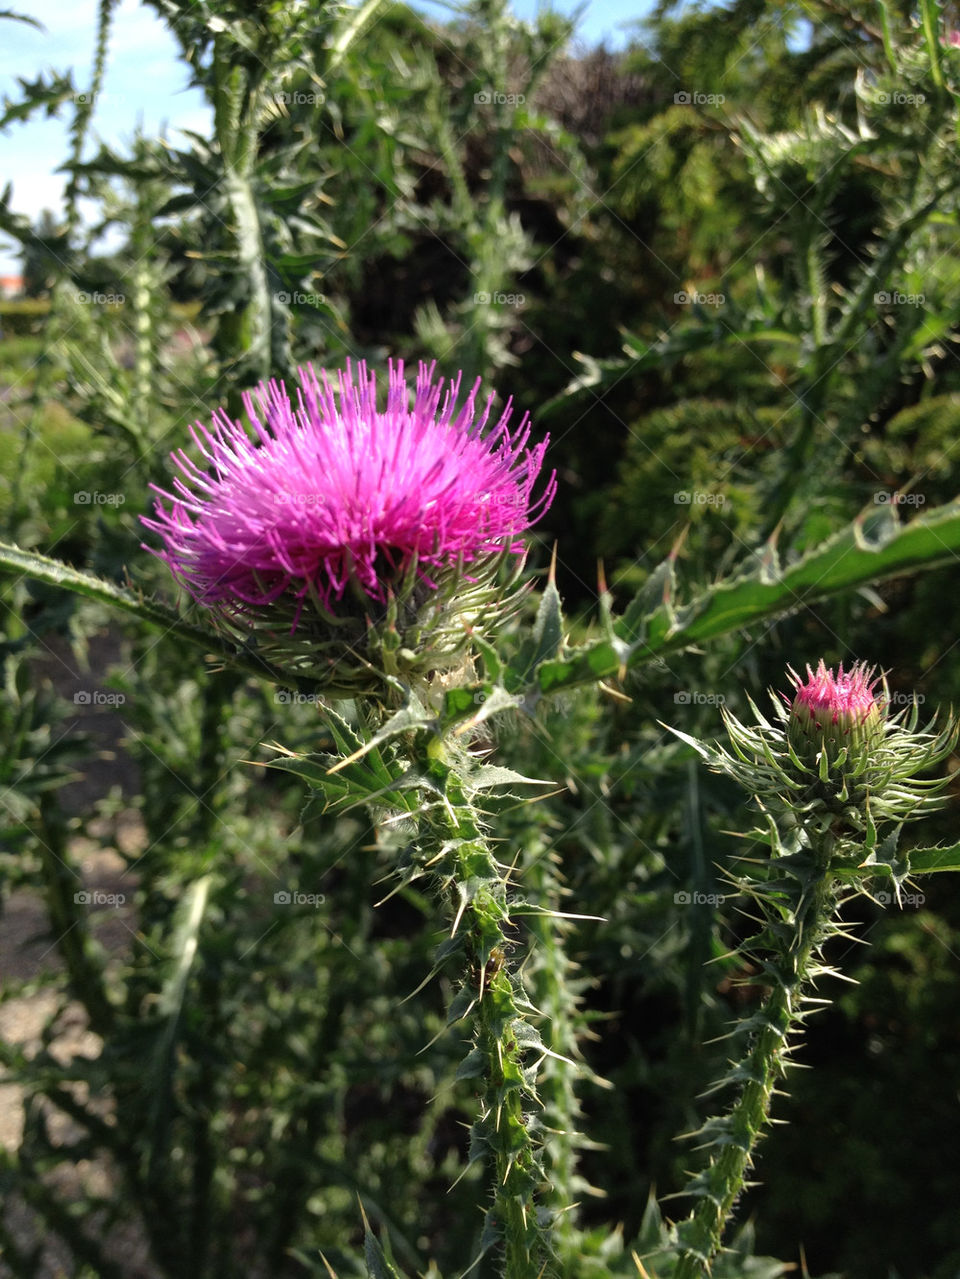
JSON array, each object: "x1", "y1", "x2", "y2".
[
  {"x1": 787, "y1": 659, "x2": 883, "y2": 756},
  {"x1": 142, "y1": 360, "x2": 555, "y2": 631}
]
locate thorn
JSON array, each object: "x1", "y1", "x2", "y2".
[
  {"x1": 357, "y1": 1195, "x2": 372, "y2": 1234},
  {"x1": 669, "y1": 523, "x2": 690, "y2": 562},
  {"x1": 597, "y1": 558, "x2": 608, "y2": 597},
  {"x1": 399, "y1": 966, "x2": 444, "y2": 1006},
  {"x1": 599, "y1": 680, "x2": 632, "y2": 703},
  {"x1": 451, "y1": 892, "x2": 468, "y2": 938},
  {"x1": 549, "y1": 540, "x2": 558, "y2": 586},
  {"x1": 631, "y1": 1250, "x2": 652, "y2": 1279}
]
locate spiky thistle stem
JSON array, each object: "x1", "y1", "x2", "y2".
[
  {"x1": 674, "y1": 839, "x2": 839, "y2": 1277},
  {"x1": 420, "y1": 737, "x2": 550, "y2": 1277},
  {"x1": 666, "y1": 660, "x2": 957, "y2": 1275}
]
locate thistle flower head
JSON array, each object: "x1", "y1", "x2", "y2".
[
  {"x1": 670, "y1": 660, "x2": 956, "y2": 896},
  {"x1": 787, "y1": 659, "x2": 883, "y2": 758},
  {"x1": 141, "y1": 360, "x2": 555, "y2": 691}
]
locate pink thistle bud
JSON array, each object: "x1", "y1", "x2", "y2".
[{"x1": 787, "y1": 660, "x2": 883, "y2": 758}]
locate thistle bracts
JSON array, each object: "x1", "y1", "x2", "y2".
[
  {"x1": 711, "y1": 664, "x2": 957, "y2": 868},
  {"x1": 667, "y1": 662, "x2": 958, "y2": 1277}
]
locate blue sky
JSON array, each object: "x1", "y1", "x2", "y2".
[{"x1": 0, "y1": 0, "x2": 654, "y2": 274}]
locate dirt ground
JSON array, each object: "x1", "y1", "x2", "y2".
[{"x1": 1, "y1": 629, "x2": 157, "y2": 1277}]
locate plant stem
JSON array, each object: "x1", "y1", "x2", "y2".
[
  {"x1": 674, "y1": 864, "x2": 837, "y2": 1276},
  {"x1": 522, "y1": 840, "x2": 589, "y2": 1257},
  {"x1": 422, "y1": 740, "x2": 548, "y2": 1277}
]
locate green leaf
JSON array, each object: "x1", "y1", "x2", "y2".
[
  {"x1": 536, "y1": 501, "x2": 960, "y2": 695},
  {"x1": 0, "y1": 540, "x2": 300, "y2": 688},
  {"x1": 908, "y1": 843, "x2": 960, "y2": 874},
  {"x1": 465, "y1": 764, "x2": 552, "y2": 792},
  {"x1": 325, "y1": 695, "x2": 434, "y2": 773},
  {"x1": 508, "y1": 571, "x2": 565, "y2": 686},
  {"x1": 446, "y1": 685, "x2": 521, "y2": 736},
  {"x1": 266, "y1": 753, "x2": 429, "y2": 814},
  {"x1": 147, "y1": 875, "x2": 213, "y2": 1182},
  {"x1": 455, "y1": 1047, "x2": 487, "y2": 1080},
  {"x1": 361, "y1": 1202, "x2": 407, "y2": 1279}
]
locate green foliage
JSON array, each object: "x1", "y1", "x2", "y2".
[{"x1": 2, "y1": 0, "x2": 960, "y2": 1276}]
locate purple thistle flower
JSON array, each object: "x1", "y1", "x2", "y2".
[
  {"x1": 786, "y1": 659, "x2": 883, "y2": 757},
  {"x1": 142, "y1": 360, "x2": 555, "y2": 632}
]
